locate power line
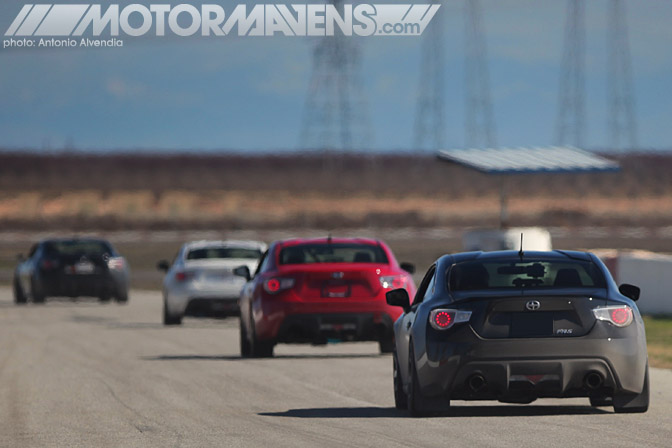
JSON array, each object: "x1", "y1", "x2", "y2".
[
  {"x1": 556, "y1": 0, "x2": 586, "y2": 147},
  {"x1": 413, "y1": 2, "x2": 445, "y2": 151},
  {"x1": 465, "y1": 0, "x2": 496, "y2": 149},
  {"x1": 299, "y1": 0, "x2": 372, "y2": 152},
  {"x1": 607, "y1": 0, "x2": 638, "y2": 152}
]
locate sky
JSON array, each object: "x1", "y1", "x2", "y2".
[{"x1": 0, "y1": 0, "x2": 671, "y2": 153}]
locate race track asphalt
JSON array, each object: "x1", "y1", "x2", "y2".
[{"x1": 1, "y1": 288, "x2": 670, "y2": 447}]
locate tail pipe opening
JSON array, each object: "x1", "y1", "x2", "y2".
[
  {"x1": 467, "y1": 374, "x2": 487, "y2": 393},
  {"x1": 584, "y1": 371, "x2": 604, "y2": 390}
]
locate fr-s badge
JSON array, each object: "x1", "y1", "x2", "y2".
[{"x1": 556, "y1": 328, "x2": 573, "y2": 335}]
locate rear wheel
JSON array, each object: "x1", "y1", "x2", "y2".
[
  {"x1": 163, "y1": 301, "x2": 182, "y2": 326},
  {"x1": 99, "y1": 294, "x2": 111, "y2": 302},
  {"x1": 240, "y1": 316, "x2": 251, "y2": 357},
  {"x1": 379, "y1": 337, "x2": 395, "y2": 354},
  {"x1": 407, "y1": 344, "x2": 428, "y2": 417},
  {"x1": 250, "y1": 318, "x2": 274, "y2": 358},
  {"x1": 613, "y1": 364, "x2": 649, "y2": 414},
  {"x1": 115, "y1": 289, "x2": 128, "y2": 304},
  {"x1": 13, "y1": 277, "x2": 27, "y2": 304},
  {"x1": 393, "y1": 351, "x2": 408, "y2": 410},
  {"x1": 31, "y1": 278, "x2": 46, "y2": 304}
]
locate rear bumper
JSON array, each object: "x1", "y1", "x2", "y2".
[
  {"x1": 254, "y1": 294, "x2": 401, "y2": 343},
  {"x1": 184, "y1": 297, "x2": 240, "y2": 317},
  {"x1": 273, "y1": 312, "x2": 394, "y2": 344},
  {"x1": 418, "y1": 322, "x2": 647, "y2": 400},
  {"x1": 165, "y1": 284, "x2": 241, "y2": 316},
  {"x1": 39, "y1": 273, "x2": 118, "y2": 297}
]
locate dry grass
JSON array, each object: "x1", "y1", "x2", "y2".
[
  {"x1": 0, "y1": 151, "x2": 671, "y2": 231},
  {"x1": 643, "y1": 316, "x2": 672, "y2": 369}
]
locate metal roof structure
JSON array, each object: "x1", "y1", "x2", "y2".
[{"x1": 436, "y1": 146, "x2": 619, "y2": 174}]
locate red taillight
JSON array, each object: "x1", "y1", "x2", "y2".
[
  {"x1": 263, "y1": 277, "x2": 295, "y2": 294},
  {"x1": 266, "y1": 278, "x2": 280, "y2": 292},
  {"x1": 429, "y1": 308, "x2": 472, "y2": 331},
  {"x1": 434, "y1": 311, "x2": 452, "y2": 328},
  {"x1": 107, "y1": 257, "x2": 125, "y2": 270},
  {"x1": 380, "y1": 275, "x2": 407, "y2": 289},
  {"x1": 41, "y1": 260, "x2": 56, "y2": 270},
  {"x1": 592, "y1": 305, "x2": 633, "y2": 327},
  {"x1": 611, "y1": 308, "x2": 629, "y2": 325},
  {"x1": 175, "y1": 271, "x2": 193, "y2": 282}
]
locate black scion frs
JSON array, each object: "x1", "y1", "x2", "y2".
[
  {"x1": 387, "y1": 250, "x2": 649, "y2": 416},
  {"x1": 14, "y1": 238, "x2": 130, "y2": 304}
]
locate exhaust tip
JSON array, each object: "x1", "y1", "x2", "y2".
[
  {"x1": 584, "y1": 372, "x2": 604, "y2": 390},
  {"x1": 467, "y1": 374, "x2": 487, "y2": 392}
]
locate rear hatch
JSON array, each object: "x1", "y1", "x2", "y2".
[
  {"x1": 457, "y1": 291, "x2": 608, "y2": 338},
  {"x1": 279, "y1": 265, "x2": 387, "y2": 300},
  {"x1": 57, "y1": 253, "x2": 109, "y2": 276},
  {"x1": 184, "y1": 259, "x2": 254, "y2": 285}
]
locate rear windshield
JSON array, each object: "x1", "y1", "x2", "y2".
[
  {"x1": 44, "y1": 240, "x2": 113, "y2": 257},
  {"x1": 448, "y1": 259, "x2": 606, "y2": 291},
  {"x1": 279, "y1": 243, "x2": 388, "y2": 265},
  {"x1": 187, "y1": 247, "x2": 262, "y2": 260}
]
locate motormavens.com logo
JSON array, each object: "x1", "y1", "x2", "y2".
[{"x1": 4, "y1": 3, "x2": 440, "y2": 42}]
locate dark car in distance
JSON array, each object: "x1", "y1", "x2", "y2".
[
  {"x1": 14, "y1": 238, "x2": 130, "y2": 304},
  {"x1": 387, "y1": 250, "x2": 649, "y2": 416}
]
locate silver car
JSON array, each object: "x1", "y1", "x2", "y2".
[{"x1": 158, "y1": 240, "x2": 267, "y2": 325}]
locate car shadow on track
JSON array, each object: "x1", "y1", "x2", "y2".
[
  {"x1": 141, "y1": 353, "x2": 383, "y2": 361},
  {"x1": 260, "y1": 405, "x2": 611, "y2": 418}
]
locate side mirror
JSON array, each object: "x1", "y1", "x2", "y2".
[
  {"x1": 156, "y1": 260, "x2": 170, "y2": 272},
  {"x1": 386, "y1": 288, "x2": 411, "y2": 312},
  {"x1": 16, "y1": 253, "x2": 25, "y2": 262},
  {"x1": 233, "y1": 265, "x2": 251, "y2": 282},
  {"x1": 400, "y1": 262, "x2": 415, "y2": 274},
  {"x1": 619, "y1": 283, "x2": 640, "y2": 301}
]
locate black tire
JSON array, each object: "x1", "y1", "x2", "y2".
[
  {"x1": 31, "y1": 278, "x2": 46, "y2": 304},
  {"x1": 240, "y1": 316, "x2": 251, "y2": 358},
  {"x1": 99, "y1": 294, "x2": 111, "y2": 302},
  {"x1": 13, "y1": 277, "x2": 27, "y2": 304},
  {"x1": 163, "y1": 302, "x2": 182, "y2": 326},
  {"x1": 589, "y1": 396, "x2": 613, "y2": 407},
  {"x1": 250, "y1": 318, "x2": 274, "y2": 358},
  {"x1": 115, "y1": 289, "x2": 128, "y2": 304},
  {"x1": 407, "y1": 343, "x2": 428, "y2": 417},
  {"x1": 379, "y1": 337, "x2": 395, "y2": 354},
  {"x1": 393, "y1": 351, "x2": 408, "y2": 410},
  {"x1": 614, "y1": 364, "x2": 649, "y2": 414}
]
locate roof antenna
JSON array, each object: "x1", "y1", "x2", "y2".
[
  {"x1": 327, "y1": 232, "x2": 332, "y2": 244},
  {"x1": 518, "y1": 233, "x2": 524, "y2": 260}
]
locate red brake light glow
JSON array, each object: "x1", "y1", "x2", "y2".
[
  {"x1": 429, "y1": 308, "x2": 472, "y2": 331},
  {"x1": 434, "y1": 311, "x2": 452, "y2": 328},
  {"x1": 263, "y1": 277, "x2": 295, "y2": 294},
  {"x1": 592, "y1": 305, "x2": 633, "y2": 327},
  {"x1": 611, "y1": 308, "x2": 630, "y2": 325},
  {"x1": 175, "y1": 271, "x2": 192, "y2": 282},
  {"x1": 266, "y1": 278, "x2": 280, "y2": 292},
  {"x1": 380, "y1": 275, "x2": 407, "y2": 289}
]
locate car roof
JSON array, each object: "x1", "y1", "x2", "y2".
[
  {"x1": 275, "y1": 237, "x2": 384, "y2": 247},
  {"x1": 182, "y1": 240, "x2": 267, "y2": 251},
  {"x1": 443, "y1": 250, "x2": 593, "y2": 264},
  {"x1": 39, "y1": 237, "x2": 111, "y2": 244}
]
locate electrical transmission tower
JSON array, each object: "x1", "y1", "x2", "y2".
[
  {"x1": 556, "y1": 0, "x2": 586, "y2": 147},
  {"x1": 607, "y1": 0, "x2": 638, "y2": 152},
  {"x1": 465, "y1": 0, "x2": 496, "y2": 149},
  {"x1": 413, "y1": 2, "x2": 445, "y2": 151},
  {"x1": 299, "y1": 0, "x2": 371, "y2": 151}
]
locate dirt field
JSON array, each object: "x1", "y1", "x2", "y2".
[{"x1": 1, "y1": 151, "x2": 671, "y2": 231}]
